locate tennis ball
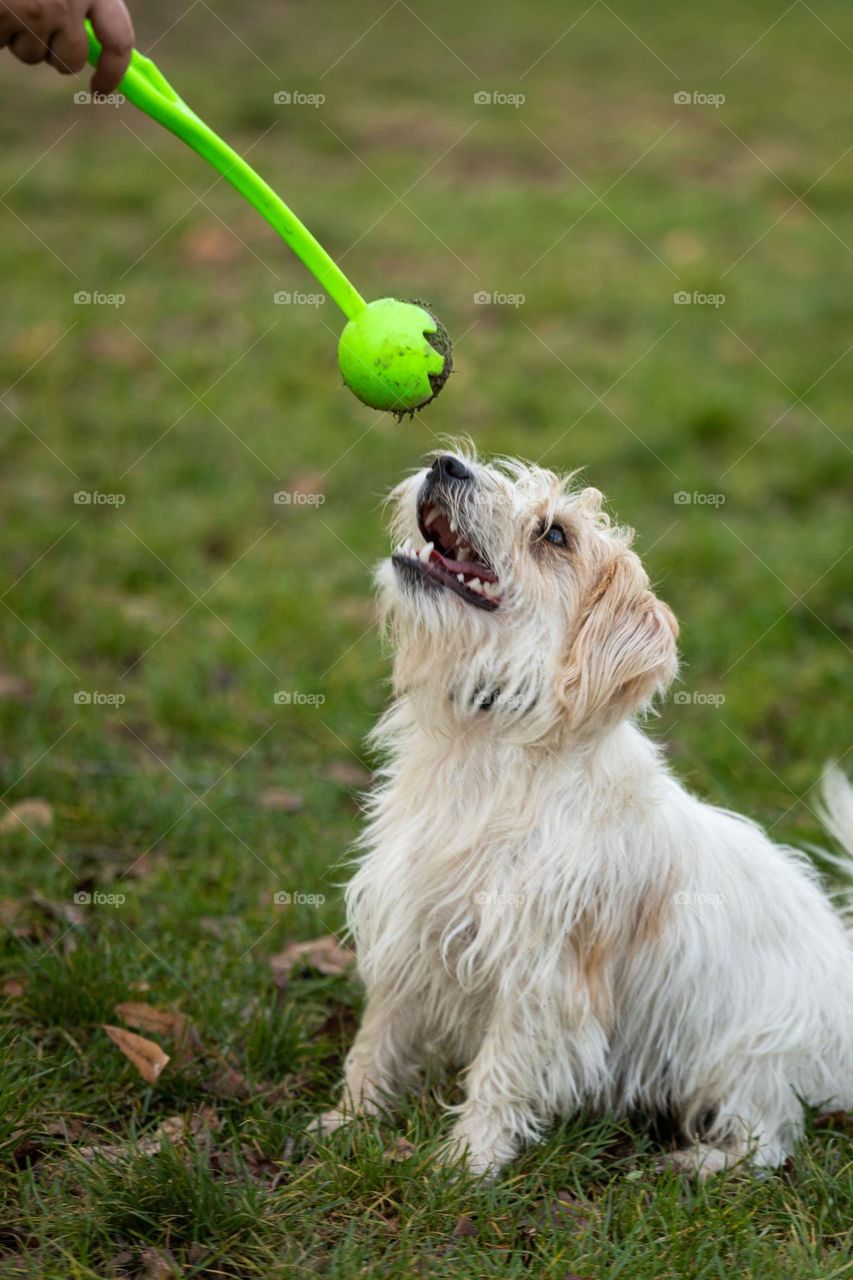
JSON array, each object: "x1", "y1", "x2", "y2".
[{"x1": 338, "y1": 297, "x2": 452, "y2": 415}]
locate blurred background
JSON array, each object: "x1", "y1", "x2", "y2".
[{"x1": 1, "y1": 0, "x2": 851, "y2": 982}]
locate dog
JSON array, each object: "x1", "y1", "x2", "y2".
[{"x1": 319, "y1": 448, "x2": 853, "y2": 1177}]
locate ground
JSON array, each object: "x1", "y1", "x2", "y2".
[{"x1": 0, "y1": 0, "x2": 851, "y2": 1275}]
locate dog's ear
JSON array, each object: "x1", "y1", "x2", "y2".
[{"x1": 558, "y1": 550, "x2": 678, "y2": 729}]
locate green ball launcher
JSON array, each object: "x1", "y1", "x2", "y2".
[{"x1": 85, "y1": 24, "x2": 452, "y2": 415}]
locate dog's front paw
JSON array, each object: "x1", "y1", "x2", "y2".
[
  {"x1": 308, "y1": 1107, "x2": 354, "y2": 1138},
  {"x1": 662, "y1": 1143, "x2": 739, "y2": 1179},
  {"x1": 440, "y1": 1116, "x2": 515, "y2": 1180}
]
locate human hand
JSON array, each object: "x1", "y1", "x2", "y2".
[{"x1": 0, "y1": 0, "x2": 134, "y2": 95}]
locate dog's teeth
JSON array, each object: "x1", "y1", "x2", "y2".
[
  {"x1": 418, "y1": 542, "x2": 434, "y2": 563},
  {"x1": 457, "y1": 573, "x2": 465, "y2": 583},
  {"x1": 449, "y1": 517, "x2": 458, "y2": 533},
  {"x1": 469, "y1": 578, "x2": 483, "y2": 593},
  {"x1": 482, "y1": 581, "x2": 499, "y2": 598},
  {"x1": 426, "y1": 506, "x2": 441, "y2": 527}
]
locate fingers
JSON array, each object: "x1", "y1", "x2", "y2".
[
  {"x1": 8, "y1": 27, "x2": 50, "y2": 63},
  {"x1": 0, "y1": 1, "x2": 63, "y2": 57},
  {"x1": 47, "y1": 21, "x2": 88, "y2": 74},
  {"x1": 88, "y1": 0, "x2": 133, "y2": 95}
]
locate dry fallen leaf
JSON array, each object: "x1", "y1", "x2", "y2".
[
  {"x1": 31, "y1": 895, "x2": 85, "y2": 928},
  {"x1": 202, "y1": 1065, "x2": 254, "y2": 1100},
  {"x1": 2, "y1": 977, "x2": 26, "y2": 997},
  {"x1": 78, "y1": 1116, "x2": 186, "y2": 1164},
  {"x1": 383, "y1": 1140, "x2": 411, "y2": 1164},
  {"x1": 258, "y1": 787, "x2": 304, "y2": 813},
  {"x1": 0, "y1": 799, "x2": 54, "y2": 834},
  {"x1": 136, "y1": 1245, "x2": 182, "y2": 1279},
  {"x1": 269, "y1": 935, "x2": 355, "y2": 981},
  {"x1": 114, "y1": 1001, "x2": 186, "y2": 1037},
  {"x1": 814, "y1": 1110, "x2": 853, "y2": 1134},
  {"x1": 102, "y1": 1025, "x2": 170, "y2": 1084},
  {"x1": 114, "y1": 1002, "x2": 205, "y2": 1067}
]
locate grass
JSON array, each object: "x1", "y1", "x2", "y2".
[{"x1": 0, "y1": 0, "x2": 851, "y2": 1274}]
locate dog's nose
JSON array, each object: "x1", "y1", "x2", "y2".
[{"x1": 433, "y1": 455, "x2": 473, "y2": 484}]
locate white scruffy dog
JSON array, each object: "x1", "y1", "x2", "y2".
[{"x1": 321, "y1": 448, "x2": 853, "y2": 1177}]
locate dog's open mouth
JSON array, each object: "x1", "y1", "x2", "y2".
[{"x1": 391, "y1": 498, "x2": 500, "y2": 611}]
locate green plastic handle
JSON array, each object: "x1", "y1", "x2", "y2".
[{"x1": 86, "y1": 22, "x2": 366, "y2": 322}]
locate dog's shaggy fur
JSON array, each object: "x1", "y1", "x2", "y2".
[{"x1": 321, "y1": 448, "x2": 853, "y2": 1177}]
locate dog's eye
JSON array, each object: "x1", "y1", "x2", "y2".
[{"x1": 542, "y1": 523, "x2": 567, "y2": 547}]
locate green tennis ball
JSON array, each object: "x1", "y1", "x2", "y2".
[{"x1": 338, "y1": 297, "x2": 453, "y2": 415}]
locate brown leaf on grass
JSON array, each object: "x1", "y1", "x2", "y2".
[
  {"x1": 2, "y1": 977, "x2": 26, "y2": 997},
  {"x1": 114, "y1": 1002, "x2": 185, "y2": 1036},
  {"x1": 0, "y1": 799, "x2": 53, "y2": 834},
  {"x1": 312, "y1": 1003, "x2": 359, "y2": 1043},
  {"x1": 31, "y1": 895, "x2": 85, "y2": 928},
  {"x1": 0, "y1": 899, "x2": 20, "y2": 927},
  {"x1": 39, "y1": 1118, "x2": 85, "y2": 1142},
  {"x1": 235, "y1": 1138, "x2": 291, "y2": 1189},
  {"x1": 258, "y1": 787, "x2": 304, "y2": 813},
  {"x1": 202, "y1": 1065, "x2": 254, "y2": 1100},
  {"x1": 814, "y1": 1110, "x2": 853, "y2": 1134},
  {"x1": 269, "y1": 935, "x2": 355, "y2": 982},
  {"x1": 135, "y1": 1244, "x2": 182, "y2": 1279},
  {"x1": 518, "y1": 1191, "x2": 592, "y2": 1259},
  {"x1": 0, "y1": 674, "x2": 30, "y2": 701},
  {"x1": 383, "y1": 1136, "x2": 416, "y2": 1163},
  {"x1": 325, "y1": 761, "x2": 372, "y2": 788},
  {"x1": 189, "y1": 1104, "x2": 221, "y2": 1136},
  {"x1": 78, "y1": 1116, "x2": 186, "y2": 1164},
  {"x1": 102, "y1": 1025, "x2": 170, "y2": 1084},
  {"x1": 113, "y1": 845, "x2": 167, "y2": 883},
  {"x1": 114, "y1": 1002, "x2": 206, "y2": 1068},
  {"x1": 26, "y1": 896, "x2": 85, "y2": 953},
  {"x1": 431, "y1": 1211, "x2": 477, "y2": 1261}
]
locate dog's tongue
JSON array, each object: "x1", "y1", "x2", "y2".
[{"x1": 430, "y1": 548, "x2": 498, "y2": 583}]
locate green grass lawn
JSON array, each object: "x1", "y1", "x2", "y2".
[{"x1": 1, "y1": 0, "x2": 851, "y2": 1274}]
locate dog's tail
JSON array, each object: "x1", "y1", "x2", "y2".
[{"x1": 817, "y1": 766, "x2": 853, "y2": 923}]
